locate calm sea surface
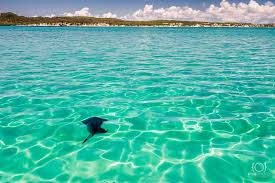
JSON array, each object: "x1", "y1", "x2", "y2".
[{"x1": 0, "y1": 26, "x2": 274, "y2": 183}]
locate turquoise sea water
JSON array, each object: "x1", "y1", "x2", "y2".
[{"x1": 0, "y1": 26, "x2": 274, "y2": 183}]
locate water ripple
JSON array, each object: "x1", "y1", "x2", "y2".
[{"x1": 0, "y1": 27, "x2": 274, "y2": 182}]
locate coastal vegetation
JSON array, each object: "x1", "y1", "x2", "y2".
[{"x1": 0, "y1": 12, "x2": 274, "y2": 27}]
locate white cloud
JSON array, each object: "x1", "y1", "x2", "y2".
[
  {"x1": 127, "y1": 0, "x2": 275, "y2": 23},
  {"x1": 205, "y1": 0, "x2": 275, "y2": 23},
  {"x1": 129, "y1": 4, "x2": 203, "y2": 21},
  {"x1": 62, "y1": 7, "x2": 118, "y2": 19},
  {"x1": 64, "y1": 7, "x2": 92, "y2": 17},
  {"x1": 101, "y1": 12, "x2": 118, "y2": 18},
  {"x1": 54, "y1": 1, "x2": 275, "y2": 23},
  {"x1": 45, "y1": 14, "x2": 56, "y2": 18}
]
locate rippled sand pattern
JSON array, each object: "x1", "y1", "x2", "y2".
[{"x1": 0, "y1": 27, "x2": 274, "y2": 183}]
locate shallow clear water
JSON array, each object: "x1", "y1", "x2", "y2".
[{"x1": 0, "y1": 26, "x2": 274, "y2": 183}]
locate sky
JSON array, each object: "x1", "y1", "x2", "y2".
[{"x1": 0, "y1": 0, "x2": 275, "y2": 23}]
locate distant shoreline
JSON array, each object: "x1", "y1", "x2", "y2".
[
  {"x1": 1, "y1": 12, "x2": 274, "y2": 28},
  {"x1": 5, "y1": 25, "x2": 275, "y2": 28}
]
